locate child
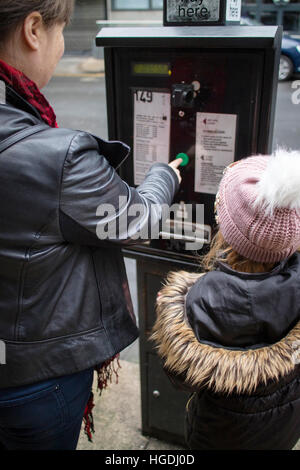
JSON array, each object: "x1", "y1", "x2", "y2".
[{"x1": 151, "y1": 149, "x2": 300, "y2": 450}]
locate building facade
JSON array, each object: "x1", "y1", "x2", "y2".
[
  {"x1": 106, "y1": 0, "x2": 163, "y2": 21},
  {"x1": 106, "y1": 0, "x2": 300, "y2": 32},
  {"x1": 242, "y1": 1, "x2": 300, "y2": 32},
  {"x1": 64, "y1": 0, "x2": 107, "y2": 54},
  {"x1": 64, "y1": 1, "x2": 300, "y2": 55}
]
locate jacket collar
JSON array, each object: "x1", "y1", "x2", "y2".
[
  {"x1": 3, "y1": 82, "x2": 44, "y2": 122},
  {"x1": 216, "y1": 256, "x2": 291, "y2": 280},
  {"x1": 0, "y1": 59, "x2": 57, "y2": 127},
  {"x1": 151, "y1": 269, "x2": 300, "y2": 395}
]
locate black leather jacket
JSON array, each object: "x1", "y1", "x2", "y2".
[{"x1": 0, "y1": 83, "x2": 180, "y2": 388}]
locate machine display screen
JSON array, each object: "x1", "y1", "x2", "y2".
[{"x1": 132, "y1": 62, "x2": 171, "y2": 77}]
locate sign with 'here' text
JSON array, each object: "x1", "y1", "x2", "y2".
[{"x1": 164, "y1": 0, "x2": 241, "y2": 26}]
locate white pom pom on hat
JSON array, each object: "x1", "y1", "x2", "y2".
[
  {"x1": 216, "y1": 148, "x2": 300, "y2": 263},
  {"x1": 255, "y1": 148, "x2": 300, "y2": 215}
]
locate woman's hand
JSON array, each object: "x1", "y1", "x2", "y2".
[{"x1": 168, "y1": 158, "x2": 183, "y2": 185}]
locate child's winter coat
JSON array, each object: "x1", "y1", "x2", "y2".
[{"x1": 152, "y1": 253, "x2": 300, "y2": 450}]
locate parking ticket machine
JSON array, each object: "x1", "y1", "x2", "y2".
[{"x1": 96, "y1": 22, "x2": 282, "y2": 445}]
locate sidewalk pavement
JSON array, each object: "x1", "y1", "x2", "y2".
[
  {"x1": 77, "y1": 358, "x2": 185, "y2": 451},
  {"x1": 54, "y1": 56, "x2": 105, "y2": 76}
]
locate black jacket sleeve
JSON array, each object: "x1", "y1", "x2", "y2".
[{"x1": 59, "y1": 132, "x2": 180, "y2": 246}]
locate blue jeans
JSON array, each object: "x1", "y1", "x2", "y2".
[{"x1": 0, "y1": 368, "x2": 94, "y2": 450}]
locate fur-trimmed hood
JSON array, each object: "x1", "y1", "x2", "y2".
[{"x1": 151, "y1": 254, "x2": 300, "y2": 395}]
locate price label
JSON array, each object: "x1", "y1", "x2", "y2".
[{"x1": 134, "y1": 90, "x2": 153, "y2": 104}]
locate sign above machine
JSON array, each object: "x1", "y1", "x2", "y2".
[{"x1": 163, "y1": 0, "x2": 241, "y2": 26}]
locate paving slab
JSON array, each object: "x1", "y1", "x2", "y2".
[{"x1": 77, "y1": 360, "x2": 184, "y2": 451}]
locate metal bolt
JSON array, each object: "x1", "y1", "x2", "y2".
[
  {"x1": 153, "y1": 390, "x2": 160, "y2": 398},
  {"x1": 192, "y1": 80, "x2": 201, "y2": 91}
]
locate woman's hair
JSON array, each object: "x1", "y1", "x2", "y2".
[
  {"x1": 202, "y1": 230, "x2": 276, "y2": 274},
  {"x1": 0, "y1": 0, "x2": 74, "y2": 43}
]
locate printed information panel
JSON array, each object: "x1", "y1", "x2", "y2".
[
  {"x1": 134, "y1": 90, "x2": 171, "y2": 186},
  {"x1": 195, "y1": 112, "x2": 237, "y2": 195}
]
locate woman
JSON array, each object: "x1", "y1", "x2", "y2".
[{"x1": 0, "y1": 1, "x2": 182, "y2": 450}]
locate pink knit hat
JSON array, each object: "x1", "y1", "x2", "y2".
[{"x1": 215, "y1": 149, "x2": 300, "y2": 263}]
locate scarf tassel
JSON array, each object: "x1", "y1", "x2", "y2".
[{"x1": 83, "y1": 354, "x2": 121, "y2": 442}]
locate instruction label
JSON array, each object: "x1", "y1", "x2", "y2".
[
  {"x1": 133, "y1": 90, "x2": 171, "y2": 186},
  {"x1": 226, "y1": 0, "x2": 242, "y2": 22},
  {"x1": 195, "y1": 112, "x2": 237, "y2": 195}
]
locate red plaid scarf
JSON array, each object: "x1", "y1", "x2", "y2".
[
  {"x1": 0, "y1": 59, "x2": 121, "y2": 443},
  {"x1": 0, "y1": 59, "x2": 58, "y2": 128}
]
